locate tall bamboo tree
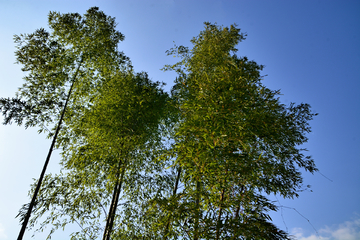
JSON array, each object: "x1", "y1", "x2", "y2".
[
  {"x1": 3, "y1": 11, "x2": 319, "y2": 239},
  {"x1": 161, "y1": 22, "x2": 318, "y2": 239},
  {"x1": 0, "y1": 7, "x2": 128, "y2": 239},
  {"x1": 18, "y1": 70, "x2": 171, "y2": 239}
]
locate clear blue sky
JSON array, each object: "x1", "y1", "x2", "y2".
[{"x1": 0, "y1": 1, "x2": 359, "y2": 239}]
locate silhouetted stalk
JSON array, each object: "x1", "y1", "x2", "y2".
[
  {"x1": 232, "y1": 185, "x2": 245, "y2": 240},
  {"x1": 215, "y1": 188, "x2": 225, "y2": 239},
  {"x1": 194, "y1": 180, "x2": 201, "y2": 240},
  {"x1": 102, "y1": 157, "x2": 126, "y2": 240},
  {"x1": 164, "y1": 166, "x2": 182, "y2": 238},
  {"x1": 17, "y1": 56, "x2": 83, "y2": 240}
]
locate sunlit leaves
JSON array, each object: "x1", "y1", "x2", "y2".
[
  {"x1": 5, "y1": 13, "x2": 318, "y2": 239},
  {"x1": 26, "y1": 70, "x2": 171, "y2": 239},
  {"x1": 0, "y1": 7, "x2": 129, "y2": 137},
  {"x1": 162, "y1": 22, "x2": 317, "y2": 239}
]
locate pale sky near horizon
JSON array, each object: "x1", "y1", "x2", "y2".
[{"x1": 0, "y1": 1, "x2": 359, "y2": 239}]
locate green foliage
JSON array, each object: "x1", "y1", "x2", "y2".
[
  {"x1": 6, "y1": 13, "x2": 317, "y2": 239},
  {"x1": 159, "y1": 22, "x2": 317, "y2": 239},
  {"x1": 0, "y1": 7, "x2": 129, "y2": 135},
  {"x1": 18, "y1": 70, "x2": 171, "y2": 239}
]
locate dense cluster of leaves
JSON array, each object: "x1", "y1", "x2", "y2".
[
  {"x1": 1, "y1": 7, "x2": 317, "y2": 240},
  {"x1": 18, "y1": 70, "x2": 171, "y2": 239},
  {"x1": 158, "y1": 23, "x2": 317, "y2": 239},
  {"x1": 0, "y1": 7, "x2": 128, "y2": 134}
]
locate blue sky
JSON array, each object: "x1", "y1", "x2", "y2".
[{"x1": 0, "y1": 0, "x2": 359, "y2": 239}]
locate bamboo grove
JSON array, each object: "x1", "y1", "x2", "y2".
[{"x1": 0, "y1": 7, "x2": 317, "y2": 240}]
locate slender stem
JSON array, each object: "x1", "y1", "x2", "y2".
[
  {"x1": 215, "y1": 188, "x2": 225, "y2": 240},
  {"x1": 232, "y1": 185, "x2": 244, "y2": 240},
  {"x1": 172, "y1": 167, "x2": 182, "y2": 196},
  {"x1": 17, "y1": 56, "x2": 83, "y2": 240},
  {"x1": 102, "y1": 166, "x2": 121, "y2": 239},
  {"x1": 164, "y1": 167, "x2": 182, "y2": 238},
  {"x1": 194, "y1": 180, "x2": 201, "y2": 240},
  {"x1": 216, "y1": 168, "x2": 228, "y2": 240},
  {"x1": 102, "y1": 157, "x2": 126, "y2": 240}
]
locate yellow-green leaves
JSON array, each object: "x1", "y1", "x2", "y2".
[
  {"x1": 162, "y1": 22, "x2": 317, "y2": 239},
  {"x1": 1, "y1": 7, "x2": 129, "y2": 137},
  {"x1": 7, "y1": 16, "x2": 317, "y2": 239}
]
